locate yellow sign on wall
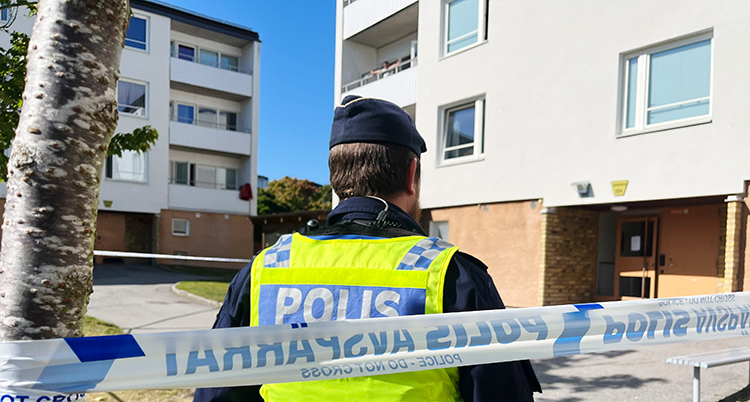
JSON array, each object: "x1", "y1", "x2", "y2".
[{"x1": 611, "y1": 180, "x2": 629, "y2": 196}]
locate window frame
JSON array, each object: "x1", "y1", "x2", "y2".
[
  {"x1": 124, "y1": 14, "x2": 149, "y2": 52},
  {"x1": 619, "y1": 31, "x2": 713, "y2": 137},
  {"x1": 104, "y1": 151, "x2": 149, "y2": 184},
  {"x1": 172, "y1": 218, "x2": 190, "y2": 237},
  {"x1": 171, "y1": 100, "x2": 240, "y2": 131},
  {"x1": 442, "y1": 0, "x2": 488, "y2": 57},
  {"x1": 439, "y1": 97, "x2": 486, "y2": 165},
  {"x1": 170, "y1": 40, "x2": 242, "y2": 72},
  {"x1": 116, "y1": 78, "x2": 148, "y2": 118}
]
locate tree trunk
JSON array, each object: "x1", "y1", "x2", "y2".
[{"x1": 0, "y1": 0, "x2": 129, "y2": 341}]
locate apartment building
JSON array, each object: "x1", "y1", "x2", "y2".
[
  {"x1": 335, "y1": 0, "x2": 750, "y2": 306},
  {"x1": 0, "y1": 0, "x2": 260, "y2": 267}
]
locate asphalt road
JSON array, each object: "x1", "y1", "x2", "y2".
[
  {"x1": 87, "y1": 264, "x2": 220, "y2": 334},
  {"x1": 85, "y1": 264, "x2": 750, "y2": 401}
]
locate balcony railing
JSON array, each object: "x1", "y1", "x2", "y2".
[
  {"x1": 169, "y1": 178, "x2": 238, "y2": 191},
  {"x1": 170, "y1": 115, "x2": 250, "y2": 134},
  {"x1": 342, "y1": 56, "x2": 417, "y2": 93},
  {"x1": 170, "y1": 50, "x2": 250, "y2": 74}
]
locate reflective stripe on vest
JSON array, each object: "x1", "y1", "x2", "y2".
[{"x1": 250, "y1": 233, "x2": 462, "y2": 402}]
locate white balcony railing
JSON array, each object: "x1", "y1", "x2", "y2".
[
  {"x1": 170, "y1": 57, "x2": 253, "y2": 98},
  {"x1": 343, "y1": 0, "x2": 417, "y2": 40},
  {"x1": 168, "y1": 184, "x2": 249, "y2": 215},
  {"x1": 169, "y1": 120, "x2": 252, "y2": 156},
  {"x1": 343, "y1": 56, "x2": 416, "y2": 93},
  {"x1": 342, "y1": 62, "x2": 418, "y2": 108}
]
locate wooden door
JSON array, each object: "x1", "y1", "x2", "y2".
[{"x1": 615, "y1": 216, "x2": 658, "y2": 299}]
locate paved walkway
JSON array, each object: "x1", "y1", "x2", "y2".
[
  {"x1": 86, "y1": 264, "x2": 750, "y2": 401},
  {"x1": 87, "y1": 264, "x2": 220, "y2": 334},
  {"x1": 533, "y1": 334, "x2": 750, "y2": 402}
]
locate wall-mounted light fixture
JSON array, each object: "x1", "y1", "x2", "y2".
[
  {"x1": 571, "y1": 181, "x2": 593, "y2": 198},
  {"x1": 611, "y1": 205, "x2": 628, "y2": 212}
]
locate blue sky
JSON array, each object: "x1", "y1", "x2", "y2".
[{"x1": 167, "y1": 0, "x2": 336, "y2": 185}]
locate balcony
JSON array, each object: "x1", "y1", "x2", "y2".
[
  {"x1": 169, "y1": 119, "x2": 251, "y2": 156},
  {"x1": 169, "y1": 184, "x2": 249, "y2": 215},
  {"x1": 344, "y1": 0, "x2": 417, "y2": 47},
  {"x1": 342, "y1": 58, "x2": 418, "y2": 108},
  {"x1": 170, "y1": 53, "x2": 253, "y2": 98}
]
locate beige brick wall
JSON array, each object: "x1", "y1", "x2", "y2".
[
  {"x1": 539, "y1": 207, "x2": 598, "y2": 306},
  {"x1": 720, "y1": 201, "x2": 743, "y2": 292},
  {"x1": 157, "y1": 209, "x2": 253, "y2": 269},
  {"x1": 428, "y1": 200, "x2": 543, "y2": 307}
]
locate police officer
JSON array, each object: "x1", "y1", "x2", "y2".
[{"x1": 194, "y1": 96, "x2": 541, "y2": 402}]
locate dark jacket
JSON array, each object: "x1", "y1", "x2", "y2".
[{"x1": 194, "y1": 197, "x2": 541, "y2": 402}]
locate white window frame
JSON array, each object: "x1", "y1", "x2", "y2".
[
  {"x1": 172, "y1": 218, "x2": 190, "y2": 237},
  {"x1": 439, "y1": 97, "x2": 485, "y2": 165},
  {"x1": 170, "y1": 40, "x2": 241, "y2": 72},
  {"x1": 429, "y1": 221, "x2": 450, "y2": 241},
  {"x1": 170, "y1": 160, "x2": 190, "y2": 185},
  {"x1": 619, "y1": 31, "x2": 713, "y2": 137},
  {"x1": 173, "y1": 102, "x2": 196, "y2": 124},
  {"x1": 104, "y1": 151, "x2": 149, "y2": 184},
  {"x1": 124, "y1": 14, "x2": 149, "y2": 53},
  {"x1": 442, "y1": 0, "x2": 487, "y2": 57},
  {"x1": 170, "y1": 100, "x2": 240, "y2": 131},
  {"x1": 117, "y1": 78, "x2": 148, "y2": 118}
]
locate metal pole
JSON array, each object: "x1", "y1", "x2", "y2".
[{"x1": 693, "y1": 366, "x2": 701, "y2": 402}]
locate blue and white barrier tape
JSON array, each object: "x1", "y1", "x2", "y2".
[
  {"x1": 2, "y1": 292, "x2": 750, "y2": 401},
  {"x1": 93, "y1": 250, "x2": 252, "y2": 263}
]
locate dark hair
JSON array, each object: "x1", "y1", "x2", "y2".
[{"x1": 329, "y1": 143, "x2": 420, "y2": 200}]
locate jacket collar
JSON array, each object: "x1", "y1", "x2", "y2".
[{"x1": 327, "y1": 197, "x2": 427, "y2": 236}]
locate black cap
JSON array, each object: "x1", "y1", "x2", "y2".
[{"x1": 330, "y1": 95, "x2": 427, "y2": 156}]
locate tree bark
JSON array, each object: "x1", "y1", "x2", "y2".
[{"x1": 0, "y1": 0, "x2": 129, "y2": 341}]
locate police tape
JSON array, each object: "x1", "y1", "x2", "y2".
[
  {"x1": 2, "y1": 292, "x2": 750, "y2": 401},
  {"x1": 93, "y1": 250, "x2": 252, "y2": 263}
]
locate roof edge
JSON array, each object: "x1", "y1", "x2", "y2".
[{"x1": 131, "y1": 0, "x2": 260, "y2": 43}]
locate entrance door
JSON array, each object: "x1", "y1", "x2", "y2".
[
  {"x1": 656, "y1": 205, "x2": 720, "y2": 297},
  {"x1": 615, "y1": 217, "x2": 658, "y2": 299}
]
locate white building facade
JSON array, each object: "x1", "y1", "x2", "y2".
[
  {"x1": 335, "y1": 0, "x2": 750, "y2": 306},
  {"x1": 0, "y1": 0, "x2": 261, "y2": 265}
]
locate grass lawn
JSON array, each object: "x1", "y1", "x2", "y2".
[
  {"x1": 83, "y1": 317, "x2": 194, "y2": 402},
  {"x1": 175, "y1": 280, "x2": 231, "y2": 303}
]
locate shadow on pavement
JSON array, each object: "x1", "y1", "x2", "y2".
[
  {"x1": 719, "y1": 385, "x2": 750, "y2": 402},
  {"x1": 533, "y1": 350, "x2": 667, "y2": 401}
]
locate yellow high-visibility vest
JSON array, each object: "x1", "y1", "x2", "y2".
[{"x1": 250, "y1": 233, "x2": 462, "y2": 402}]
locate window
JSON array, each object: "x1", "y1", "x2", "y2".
[
  {"x1": 171, "y1": 102, "x2": 239, "y2": 131},
  {"x1": 176, "y1": 104, "x2": 195, "y2": 124},
  {"x1": 443, "y1": 0, "x2": 487, "y2": 55},
  {"x1": 170, "y1": 162, "x2": 238, "y2": 190},
  {"x1": 117, "y1": 80, "x2": 147, "y2": 116},
  {"x1": 125, "y1": 16, "x2": 147, "y2": 51},
  {"x1": 220, "y1": 55, "x2": 239, "y2": 72},
  {"x1": 178, "y1": 44, "x2": 195, "y2": 61},
  {"x1": 1, "y1": 8, "x2": 9, "y2": 22},
  {"x1": 172, "y1": 219, "x2": 190, "y2": 236},
  {"x1": 197, "y1": 107, "x2": 218, "y2": 127},
  {"x1": 429, "y1": 221, "x2": 450, "y2": 241},
  {"x1": 441, "y1": 98, "x2": 485, "y2": 162},
  {"x1": 200, "y1": 49, "x2": 219, "y2": 68},
  {"x1": 621, "y1": 32, "x2": 712, "y2": 134},
  {"x1": 170, "y1": 161, "x2": 189, "y2": 185},
  {"x1": 105, "y1": 151, "x2": 147, "y2": 182},
  {"x1": 219, "y1": 111, "x2": 237, "y2": 131}
]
